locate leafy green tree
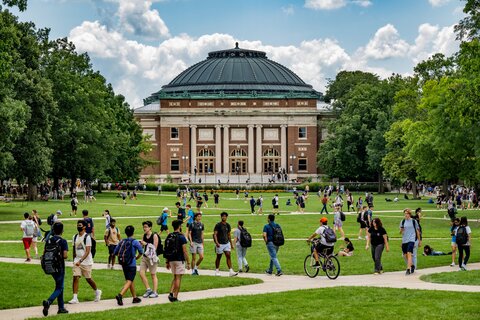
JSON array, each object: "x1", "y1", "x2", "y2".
[
  {"x1": 1, "y1": 0, "x2": 27, "y2": 11},
  {"x1": 454, "y1": 0, "x2": 480, "y2": 41}
]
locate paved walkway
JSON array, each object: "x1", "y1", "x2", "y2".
[{"x1": 0, "y1": 257, "x2": 478, "y2": 319}]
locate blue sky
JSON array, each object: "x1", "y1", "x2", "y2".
[{"x1": 13, "y1": 0, "x2": 464, "y2": 107}]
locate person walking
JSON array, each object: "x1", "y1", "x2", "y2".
[
  {"x1": 449, "y1": 218, "x2": 460, "y2": 267},
  {"x1": 366, "y1": 218, "x2": 390, "y2": 274},
  {"x1": 333, "y1": 205, "x2": 345, "y2": 240},
  {"x1": 104, "y1": 219, "x2": 121, "y2": 269},
  {"x1": 213, "y1": 212, "x2": 237, "y2": 276},
  {"x1": 20, "y1": 212, "x2": 35, "y2": 262},
  {"x1": 139, "y1": 221, "x2": 160, "y2": 299},
  {"x1": 158, "y1": 207, "x2": 171, "y2": 234},
  {"x1": 456, "y1": 216, "x2": 472, "y2": 271},
  {"x1": 249, "y1": 196, "x2": 256, "y2": 215},
  {"x1": 68, "y1": 220, "x2": 102, "y2": 304},
  {"x1": 412, "y1": 208, "x2": 423, "y2": 270},
  {"x1": 165, "y1": 220, "x2": 190, "y2": 302},
  {"x1": 233, "y1": 220, "x2": 250, "y2": 273},
  {"x1": 187, "y1": 213, "x2": 204, "y2": 275},
  {"x1": 272, "y1": 194, "x2": 279, "y2": 215},
  {"x1": 256, "y1": 195, "x2": 264, "y2": 215},
  {"x1": 262, "y1": 214, "x2": 283, "y2": 276},
  {"x1": 400, "y1": 208, "x2": 421, "y2": 275},
  {"x1": 42, "y1": 222, "x2": 69, "y2": 316},
  {"x1": 320, "y1": 194, "x2": 329, "y2": 214}
]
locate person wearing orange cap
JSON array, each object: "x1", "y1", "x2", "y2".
[{"x1": 306, "y1": 217, "x2": 336, "y2": 267}]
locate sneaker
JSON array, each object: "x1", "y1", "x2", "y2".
[
  {"x1": 42, "y1": 300, "x2": 50, "y2": 316},
  {"x1": 245, "y1": 265, "x2": 250, "y2": 273},
  {"x1": 115, "y1": 294, "x2": 123, "y2": 306},
  {"x1": 132, "y1": 297, "x2": 141, "y2": 304},
  {"x1": 168, "y1": 293, "x2": 174, "y2": 302},
  {"x1": 214, "y1": 270, "x2": 220, "y2": 276},
  {"x1": 357, "y1": 236, "x2": 362, "y2": 240},
  {"x1": 57, "y1": 309, "x2": 69, "y2": 314},
  {"x1": 379, "y1": 270, "x2": 384, "y2": 274},
  {"x1": 374, "y1": 272, "x2": 380, "y2": 275},
  {"x1": 94, "y1": 289, "x2": 102, "y2": 302},
  {"x1": 450, "y1": 262, "x2": 455, "y2": 267},
  {"x1": 275, "y1": 271, "x2": 283, "y2": 277},
  {"x1": 313, "y1": 261, "x2": 321, "y2": 269},
  {"x1": 265, "y1": 270, "x2": 272, "y2": 275},
  {"x1": 142, "y1": 289, "x2": 153, "y2": 298},
  {"x1": 194, "y1": 269, "x2": 199, "y2": 275},
  {"x1": 238, "y1": 269, "x2": 243, "y2": 273},
  {"x1": 149, "y1": 292, "x2": 159, "y2": 298},
  {"x1": 410, "y1": 266, "x2": 415, "y2": 274},
  {"x1": 461, "y1": 264, "x2": 468, "y2": 271},
  {"x1": 68, "y1": 298, "x2": 79, "y2": 304},
  {"x1": 405, "y1": 269, "x2": 411, "y2": 276},
  {"x1": 229, "y1": 271, "x2": 238, "y2": 277},
  {"x1": 25, "y1": 258, "x2": 31, "y2": 262}
]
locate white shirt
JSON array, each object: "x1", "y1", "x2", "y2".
[
  {"x1": 455, "y1": 226, "x2": 472, "y2": 246},
  {"x1": 314, "y1": 225, "x2": 334, "y2": 246},
  {"x1": 20, "y1": 219, "x2": 35, "y2": 238},
  {"x1": 73, "y1": 233, "x2": 93, "y2": 265}
]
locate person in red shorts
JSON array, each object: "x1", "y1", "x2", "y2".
[{"x1": 20, "y1": 212, "x2": 36, "y2": 262}]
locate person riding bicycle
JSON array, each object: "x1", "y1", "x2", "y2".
[{"x1": 306, "y1": 217, "x2": 335, "y2": 267}]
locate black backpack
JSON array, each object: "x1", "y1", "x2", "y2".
[
  {"x1": 117, "y1": 238, "x2": 134, "y2": 266},
  {"x1": 455, "y1": 226, "x2": 468, "y2": 245},
  {"x1": 323, "y1": 226, "x2": 337, "y2": 243},
  {"x1": 239, "y1": 227, "x2": 252, "y2": 248},
  {"x1": 270, "y1": 223, "x2": 285, "y2": 246},
  {"x1": 154, "y1": 233, "x2": 164, "y2": 255},
  {"x1": 70, "y1": 198, "x2": 76, "y2": 206},
  {"x1": 74, "y1": 234, "x2": 97, "y2": 259},
  {"x1": 163, "y1": 232, "x2": 179, "y2": 260},
  {"x1": 47, "y1": 214, "x2": 55, "y2": 226},
  {"x1": 340, "y1": 211, "x2": 346, "y2": 221},
  {"x1": 272, "y1": 198, "x2": 276, "y2": 206},
  {"x1": 256, "y1": 198, "x2": 261, "y2": 206},
  {"x1": 356, "y1": 212, "x2": 362, "y2": 223},
  {"x1": 41, "y1": 237, "x2": 63, "y2": 274}
]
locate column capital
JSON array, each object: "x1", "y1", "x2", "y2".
[
  {"x1": 247, "y1": 124, "x2": 255, "y2": 128},
  {"x1": 255, "y1": 124, "x2": 263, "y2": 128},
  {"x1": 215, "y1": 124, "x2": 222, "y2": 128},
  {"x1": 190, "y1": 125, "x2": 197, "y2": 128},
  {"x1": 223, "y1": 125, "x2": 230, "y2": 128},
  {"x1": 280, "y1": 124, "x2": 288, "y2": 128}
]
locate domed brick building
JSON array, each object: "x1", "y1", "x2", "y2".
[{"x1": 134, "y1": 43, "x2": 332, "y2": 183}]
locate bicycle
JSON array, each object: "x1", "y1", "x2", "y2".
[{"x1": 304, "y1": 239, "x2": 340, "y2": 279}]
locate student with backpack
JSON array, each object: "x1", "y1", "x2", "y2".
[
  {"x1": 233, "y1": 220, "x2": 251, "y2": 273},
  {"x1": 272, "y1": 194, "x2": 279, "y2": 215},
  {"x1": 20, "y1": 212, "x2": 35, "y2": 262},
  {"x1": 164, "y1": 220, "x2": 190, "y2": 302},
  {"x1": 102, "y1": 209, "x2": 112, "y2": 229},
  {"x1": 306, "y1": 217, "x2": 336, "y2": 268},
  {"x1": 333, "y1": 205, "x2": 345, "y2": 240},
  {"x1": 256, "y1": 196, "x2": 264, "y2": 215},
  {"x1": 113, "y1": 225, "x2": 144, "y2": 305},
  {"x1": 157, "y1": 207, "x2": 171, "y2": 234},
  {"x1": 82, "y1": 209, "x2": 95, "y2": 240},
  {"x1": 68, "y1": 220, "x2": 102, "y2": 304},
  {"x1": 249, "y1": 196, "x2": 256, "y2": 214},
  {"x1": 42, "y1": 222, "x2": 69, "y2": 316},
  {"x1": 139, "y1": 221, "x2": 160, "y2": 299},
  {"x1": 104, "y1": 219, "x2": 121, "y2": 269},
  {"x1": 70, "y1": 196, "x2": 78, "y2": 216},
  {"x1": 449, "y1": 218, "x2": 460, "y2": 267},
  {"x1": 412, "y1": 208, "x2": 423, "y2": 270},
  {"x1": 262, "y1": 214, "x2": 283, "y2": 276},
  {"x1": 187, "y1": 213, "x2": 205, "y2": 275},
  {"x1": 456, "y1": 216, "x2": 472, "y2": 271},
  {"x1": 400, "y1": 208, "x2": 421, "y2": 275},
  {"x1": 213, "y1": 212, "x2": 238, "y2": 277},
  {"x1": 320, "y1": 194, "x2": 329, "y2": 214}
]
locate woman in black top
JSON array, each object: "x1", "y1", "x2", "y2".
[{"x1": 366, "y1": 218, "x2": 390, "y2": 274}]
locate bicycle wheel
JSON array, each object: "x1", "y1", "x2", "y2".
[
  {"x1": 304, "y1": 254, "x2": 319, "y2": 278},
  {"x1": 324, "y1": 255, "x2": 340, "y2": 279}
]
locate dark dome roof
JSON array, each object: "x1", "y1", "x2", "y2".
[{"x1": 144, "y1": 43, "x2": 321, "y2": 104}]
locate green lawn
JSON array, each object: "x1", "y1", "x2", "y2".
[
  {"x1": 0, "y1": 262, "x2": 261, "y2": 309},
  {"x1": 1, "y1": 191, "x2": 479, "y2": 276},
  {"x1": 421, "y1": 269, "x2": 480, "y2": 285},
  {"x1": 30, "y1": 286, "x2": 480, "y2": 320}
]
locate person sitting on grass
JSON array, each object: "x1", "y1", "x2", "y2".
[
  {"x1": 337, "y1": 238, "x2": 354, "y2": 257},
  {"x1": 422, "y1": 245, "x2": 451, "y2": 256}
]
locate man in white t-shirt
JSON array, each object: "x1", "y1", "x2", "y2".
[
  {"x1": 68, "y1": 220, "x2": 101, "y2": 304},
  {"x1": 20, "y1": 212, "x2": 35, "y2": 262},
  {"x1": 306, "y1": 217, "x2": 335, "y2": 267}
]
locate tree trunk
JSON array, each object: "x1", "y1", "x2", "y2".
[
  {"x1": 412, "y1": 180, "x2": 418, "y2": 199},
  {"x1": 96, "y1": 181, "x2": 102, "y2": 193},
  {"x1": 442, "y1": 179, "x2": 448, "y2": 196},
  {"x1": 53, "y1": 176, "x2": 59, "y2": 194},
  {"x1": 377, "y1": 172, "x2": 384, "y2": 194},
  {"x1": 27, "y1": 183, "x2": 37, "y2": 201}
]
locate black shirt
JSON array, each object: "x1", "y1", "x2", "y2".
[
  {"x1": 188, "y1": 221, "x2": 204, "y2": 243},
  {"x1": 214, "y1": 222, "x2": 231, "y2": 244},
  {"x1": 168, "y1": 232, "x2": 187, "y2": 262},
  {"x1": 177, "y1": 207, "x2": 186, "y2": 221},
  {"x1": 368, "y1": 226, "x2": 387, "y2": 246}
]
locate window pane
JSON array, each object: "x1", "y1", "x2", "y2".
[
  {"x1": 298, "y1": 158, "x2": 307, "y2": 171},
  {"x1": 298, "y1": 127, "x2": 307, "y2": 139},
  {"x1": 171, "y1": 159, "x2": 180, "y2": 171},
  {"x1": 171, "y1": 128, "x2": 179, "y2": 139}
]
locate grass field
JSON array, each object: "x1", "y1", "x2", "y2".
[
  {"x1": 29, "y1": 286, "x2": 480, "y2": 320},
  {"x1": 1, "y1": 191, "x2": 478, "y2": 277},
  {"x1": 421, "y1": 269, "x2": 480, "y2": 285}
]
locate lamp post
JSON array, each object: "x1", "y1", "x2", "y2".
[
  {"x1": 182, "y1": 155, "x2": 189, "y2": 175},
  {"x1": 204, "y1": 164, "x2": 207, "y2": 184}
]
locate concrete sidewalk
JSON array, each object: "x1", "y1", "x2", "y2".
[{"x1": 0, "y1": 257, "x2": 479, "y2": 320}]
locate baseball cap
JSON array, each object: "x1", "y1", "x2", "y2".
[
  {"x1": 56, "y1": 210, "x2": 63, "y2": 215},
  {"x1": 163, "y1": 207, "x2": 169, "y2": 212},
  {"x1": 320, "y1": 217, "x2": 328, "y2": 223}
]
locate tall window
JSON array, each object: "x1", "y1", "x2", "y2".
[
  {"x1": 298, "y1": 158, "x2": 307, "y2": 171},
  {"x1": 171, "y1": 127, "x2": 179, "y2": 139},
  {"x1": 197, "y1": 149, "x2": 215, "y2": 174},
  {"x1": 170, "y1": 159, "x2": 180, "y2": 171},
  {"x1": 263, "y1": 148, "x2": 280, "y2": 173},
  {"x1": 298, "y1": 127, "x2": 307, "y2": 139},
  {"x1": 230, "y1": 149, "x2": 247, "y2": 174}
]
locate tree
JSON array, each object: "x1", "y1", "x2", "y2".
[
  {"x1": 454, "y1": 0, "x2": 480, "y2": 41},
  {"x1": 1, "y1": 0, "x2": 28, "y2": 11}
]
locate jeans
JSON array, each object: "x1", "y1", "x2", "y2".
[
  {"x1": 48, "y1": 271, "x2": 65, "y2": 309},
  {"x1": 266, "y1": 242, "x2": 281, "y2": 273},
  {"x1": 320, "y1": 204, "x2": 328, "y2": 214},
  {"x1": 371, "y1": 244, "x2": 384, "y2": 272},
  {"x1": 236, "y1": 246, "x2": 248, "y2": 270},
  {"x1": 458, "y1": 245, "x2": 470, "y2": 266}
]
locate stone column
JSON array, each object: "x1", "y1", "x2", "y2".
[
  {"x1": 281, "y1": 125, "x2": 287, "y2": 170},
  {"x1": 248, "y1": 125, "x2": 255, "y2": 174},
  {"x1": 223, "y1": 125, "x2": 230, "y2": 174},
  {"x1": 256, "y1": 125, "x2": 262, "y2": 173},
  {"x1": 190, "y1": 125, "x2": 197, "y2": 173},
  {"x1": 215, "y1": 125, "x2": 222, "y2": 174}
]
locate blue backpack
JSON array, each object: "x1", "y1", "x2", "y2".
[{"x1": 118, "y1": 238, "x2": 134, "y2": 266}]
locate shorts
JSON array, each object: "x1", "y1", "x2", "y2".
[
  {"x1": 358, "y1": 221, "x2": 367, "y2": 229},
  {"x1": 160, "y1": 225, "x2": 168, "y2": 232},
  {"x1": 342, "y1": 250, "x2": 353, "y2": 256},
  {"x1": 140, "y1": 256, "x2": 158, "y2": 273},
  {"x1": 451, "y1": 242, "x2": 457, "y2": 248},
  {"x1": 71, "y1": 206, "x2": 77, "y2": 211},
  {"x1": 190, "y1": 242, "x2": 204, "y2": 254},
  {"x1": 314, "y1": 243, "x2": 334, "y2": 256},
  {"x1": 300, "y1": 203, "x2": 305, "y2": 208},
  {"x1": 273, "y1": 205, "x2": 279, "y2": 209},
  {"x1": 73, "y1": 264, "x2": 93, "y2": 278},
  {"x1": 169, "y1": 261, "x2": 185, "y2": 275},
  {"x1": 215, "y1": 242, "x2": 231, "y2": 254},
  {"x1": 334, "y1": 220, "x2": 343, "y2": 228},
  {"x1": 122, "y1": 266, "x2": 137, "y2": 281},
  {"x1": 108, "y1": 244, "x2": 117, "y2": 255},
  {"x1": 22, "y1": 237, "x2": 33, "y2": 249},
  {"x1": 401, "y1": 242, "x2": 415, "y2": 254}
]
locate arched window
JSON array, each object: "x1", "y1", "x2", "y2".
[
  {"x1": 263, "y1": 148, "x2": 279, "y2": 157},
  {"x1": 263, "y1": 148, "x2": 280, "y2": 173},
  {"x1": 230, "y1": 149, "x2": 247, "y2": 157},
  {"x1": 230, "y1": 148, "x2": 248, "y2": 174},
  {"x1": 198, "y1": 149, "x2": 215, "y2": 157},
  {"x1": 197, "y1": 149, "x2": 215, "y2": 174}
]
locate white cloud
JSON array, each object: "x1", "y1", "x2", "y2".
[
  {"x1": 281, "y1": 4, "x2": 295, "y2": 15},
  {"x1": 352, "y1": 1, "x2": 372, "y2": 7},
  {"x1": 428, "y1": 0, "x2": 452, "y2": 7},
  {"x1": 115, "y1": 0, "x2": 169, "y2": 38},
  {"x1": 410, "y1": 23, "x2": 457, "y2": 63},
  {"x1": 305, "y1": 0, "x2": 347, "y2": 10},
  {"x1": 362, "y1": 24, "x2": 410, "y2": 59}
]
